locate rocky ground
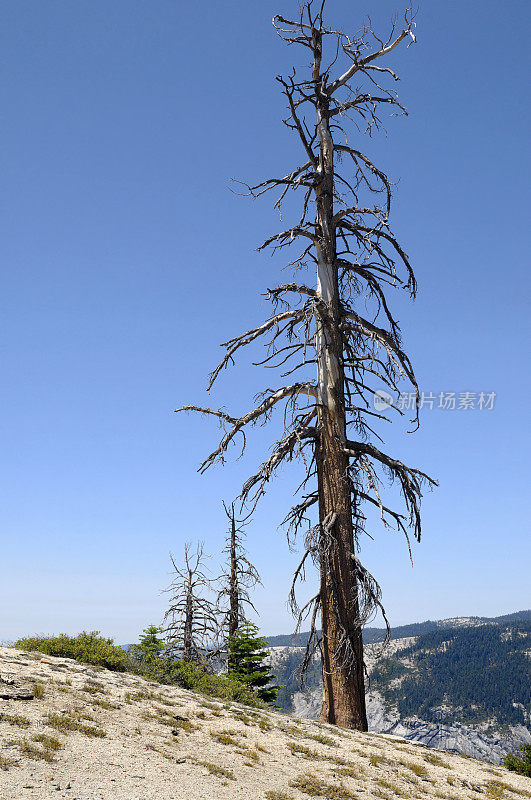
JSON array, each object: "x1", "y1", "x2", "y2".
[{"x1": 1, "y1": 647, "x2": 530, "y2": 800}]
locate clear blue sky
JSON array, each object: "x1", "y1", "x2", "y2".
[{"x1": 1, "y1": 0, "x2": 529, "y2": 643}]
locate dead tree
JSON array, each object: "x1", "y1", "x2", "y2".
[
  {"x1": 217, "y1": 502, "x2": 261, "y2": 668},
  {"x1": 177, "y1": 1, "x2": 436, "y2": 729},
  {"x1": 162, "y1": 542, "x2": 219, "y2": 665}
]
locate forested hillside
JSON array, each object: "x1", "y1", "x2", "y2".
[{"x1": 371, "y1": 622, "x2": 531, "y2": 727}]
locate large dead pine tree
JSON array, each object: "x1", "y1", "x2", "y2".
[{"x1": 177, "y1": 1, "x2": 436, "y2": 730}]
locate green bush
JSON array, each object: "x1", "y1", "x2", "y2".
[
  {"x1": 15, "y1": 632, "x2": 132, "y2": 672},
  {"x1": 503, "y1": 744, "x2": 531, "y2": 777},
  {"x1": 161, "y1": 659, "x2": 262, "y2": 707},
  {"x1": 14, "y1": 631, "x2": 262, "y2": 708}
]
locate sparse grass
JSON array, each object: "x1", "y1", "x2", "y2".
[
  {"x1": 399, "y1": 759, "x2": 428, "y2": 778},
  {"x1": 210, "y1": 730, "x2": 241, "y2": 747},
  {"x1": 229, "y1": 710, "x2": 253, "y2": 725},
  {"x1": 255, "y1": 744, "x2": 269, "y2": 753},
  {"x1": 485, "y1": 781, "x2": 508, "y2": 799},
  {"x1": 423, "y1": 752, "x2": 451, "y2": 768},
  {"x1": 92, "y1": 697, "x2": 121, "y2": 710},
  {"x1": 0, "y1": 712, "x2": 31, "y2": 728},
  {"x1": 18, "y1": 739, "x2": 54, "y2": 762},
  {"x1": 237, "y1": 745, "x2": 260, "y2": 764},
  {"x1": 141, "y1": 707, "x2": 197, "y2": 732},
  {"x1": 45, "y1": 712, "x2": 106, "y2": 738},
  {"x1": 265, "y1": 792, "x2": 294, "y2": 800},
  {"x1": 32, "y1": 733, "x2": 62, "y2": 751},
  {"x1": 306, "y1": 732, "x2": 338, "y2": 747},
  {"x1": 336, "y1": 764, "x2": 364, "y2": 779},
  {"x1": 287, "y1": 742, "x2": 352, "y2": 768},
  {"x1": 288, "y1": 742, "x2": 321, "y2": 760},
  {"x1": 0, "y1": 754, "x2": 17, "y2": 770},
  {"x1": 375, "y1": 777, "x2": 410, "y2": 797},
  {"x1": 145, "y1": 743, "x2": 174, "y2": 760},
  {"x1": 32, "y1": 682, "x2": 45, "y2": 699},
  {"x1": 289, "y1": 773, "x2": 355, "y2": 798},
  {"x1": 130, "y1": 689, "x2": 155, "y2": 701},
  {"x1": 326, "y1": 754, "x2": 352, "y2": 767},
  {"x1": 153, "y1": 693, "x2": 175, "y2": 706},
  {"x1": 72, "y1": 706, "x2": 95, "y2": 721},
  {"x1": 195, "y1": 759, "x2": 235, "y2": 780},
  {"x1": 259, "y1": 717, "x2": 273, "y2": 731},
  {"x1": 171, "y1": 716, "x2": 198, "y2": 733},
  {"x1": 370, "y1": 753, "x2": 386, "y2": 767},
  {"x1": 484, "y1": 780, "x2": 530, "y2": 799},
  {"x1": 282, "y1": 723, "x2": 304, "y2": 736},
  {"x1": 366, "y1": 738, "x2": 384, "y2": 748},
  {"x1": 81, "y1": 681, "x2": 107, "y2": 695}
]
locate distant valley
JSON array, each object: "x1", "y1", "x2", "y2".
[{"x1": 266, "y1": 610, "x2": 531, "y2": 764}]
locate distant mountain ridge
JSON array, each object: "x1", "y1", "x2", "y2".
[{"x1": 266, "y1": 609, "x2": 531, "y2": 647}]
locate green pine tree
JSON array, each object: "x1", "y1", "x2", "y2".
[
  {"x1": 227, "y1": 622, "x2": 280, "y2": 703},
  {"x1": 131, "y1": 624, "x2": 165, "y2": 667}
]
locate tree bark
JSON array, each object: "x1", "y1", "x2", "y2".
[
  {"x1": 313, "y1": 27, "x2": 367, "y2": 730},
  {"x1": 228, "y1": 508, "x2": 239, "y2": 670},
  {"x1": 183, "y1": 585, "x2": 193, "y2": 663}
]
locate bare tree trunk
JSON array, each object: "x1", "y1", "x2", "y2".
[
  {"x1": 228, "y1": 510, "x2": 239, "y2": 636},
  {"x1": 228, "y1": 509, "x2": 239, "y2": 670},
  {"x1": 312, "y1": 28, "x2": 367, "y2": 730},
  {"x1": 183, "y1": 585, "x2": 193, "y2": 663}
]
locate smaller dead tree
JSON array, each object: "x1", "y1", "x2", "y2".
[
  {"x1": 217, "y1": 502, "x2": 261, "y2": 669},
  {"x1": 162, "y1": 542, "x2": 219, "y2": 665}
]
